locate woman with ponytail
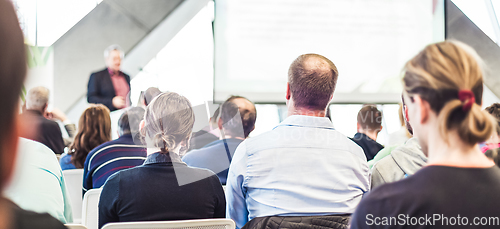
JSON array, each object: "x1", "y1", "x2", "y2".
[
  {"x1": 351, "y1": 41, "x2": 500, "y2": 229},
  {"x1": 98, "y1": 92, "x2": 225, "y2": 228}
]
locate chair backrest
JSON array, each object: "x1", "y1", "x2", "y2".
[
  {"x1": 101, "y1": 219, "x2": 236, "y2": 229},
  {"x1": 82, "y1": 188, "x2": 102, "y2": 229},
  {"x1": 65, "y1": 224, "x2": 88, "y2": 229},
  {"x1": 62, "y1": 169, "x2": 85, "y2": 224}
]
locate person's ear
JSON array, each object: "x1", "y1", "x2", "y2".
[
  {"x1": 414, "y1": 95, "x2": 430, "y2": 124},
  {"x1": 139, "y1": 120, "x2": 146, "y2": 136},
  {"x1": 404, "y1": 105, "x2": 410, "y2": 123},
  {"x1": 218, "y1": 118, "x2": 223, "y2": 130},
  {"x1": 356, "y1": 122, "x2": 361, "y2": 132},
  {"x1": 286, "y1": 83, "x2": 291, "y2": 100}
]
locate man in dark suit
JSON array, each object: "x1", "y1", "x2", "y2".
[
  {"x1": 87, "y1": 44, "x2": 131, "y2": 111},
  {"x1": 19, "y1": 87, "x2": 65, "y2": 155}
]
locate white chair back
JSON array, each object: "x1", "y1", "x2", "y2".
[
  {"x1": 65, "y1": 224, "x2": 88, "y2": 229},
  {"x1": 101, "y1": 219, "x2": 235, "y2": 229},
  {"x1": 82, "y1": 188, "x2": 102, "y2": 229},
  {"x1": 62, "y1": 169, "x2": 84, "y2": 223}
]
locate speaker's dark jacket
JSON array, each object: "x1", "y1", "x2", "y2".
[{"x1": 87, "y1": 68, "x2": 130, "y2": 111}]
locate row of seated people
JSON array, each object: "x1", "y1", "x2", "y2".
[{"x1": 3, "y1": 2, "x2": 500, "y2": 228}]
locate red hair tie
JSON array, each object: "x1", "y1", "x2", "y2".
[{"x1": 458, "y1": 90, "x2": 475, "y2": 112}]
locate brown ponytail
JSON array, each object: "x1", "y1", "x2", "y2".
[{"x1": 403, "y1": 41, "x2": 495, "y2": 146}]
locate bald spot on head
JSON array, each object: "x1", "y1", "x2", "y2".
[
  {"x1": 288, "y1": 53, "x2": 338, "y2": 110},
  {"x1": 225, "y1": 96, "x2": 257, "y2": 138}
]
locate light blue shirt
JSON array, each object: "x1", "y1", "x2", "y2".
[
  {"x1": 4, "y1": 138, "x2": 73, "y2": 223},
  {"x1": 225, "y1": 115, "x2": 370, "y2": 229}
]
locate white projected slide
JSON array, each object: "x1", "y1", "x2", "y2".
[{"x1": 214, "y1": 0, "x2": 444, "y2": 103}]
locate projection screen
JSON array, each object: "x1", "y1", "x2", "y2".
[{"x1": 214, "y1": 0, "x2": 445, "y2": 103}]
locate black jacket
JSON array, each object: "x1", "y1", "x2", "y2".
[
  {"x1": 98, "y1": 152, "x2": 226, "y2": 228},
  {"x1": 7, "y1": 198, "x2": 66, "y2": 229},
  {"x1": 87, "y1": 68, "x2": 131, "y2": 111},
  {"x1": 350, "y1": 133, "x2": 384, "y2": 161},
  {"x1": 19, "y1": 110, "x2": 65, "y2": 154}
]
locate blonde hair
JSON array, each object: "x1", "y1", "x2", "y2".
[
  {"x1": 403, "y1": 40, "x2": 495, "y2": 145},
  {"x1": 142, "y1": 92, "x2": 194, "y2": 155}
]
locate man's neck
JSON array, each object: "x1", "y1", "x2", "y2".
[
  {"x1": 220, "y1": 135, "x2": 245, "y2": 141},
  {"x1": 26, "y1": 109, "x2": 43, "y2": 115},
  {"x1": 359, "y1": 130, "x2": 378, "y2": 141},
  {"x1": 288, "y1": 107, "x2": 326, "y2": 117}
]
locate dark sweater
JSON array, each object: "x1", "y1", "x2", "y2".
[
  {"x1": 7, "y1": 198, "x2": 66, "y2": 229},
  {"x1": 350, "y1": 133, "x2": 384, "y2": 161},
  {"x1": 351, "y1": 165, "x2": 500, "y2": 228},
  {"x1": 19, "y1": 110, "x2": 65, "y2": 154},
  {"x1": 99, "y1": 152, "x2": 226, "y2": 228}
]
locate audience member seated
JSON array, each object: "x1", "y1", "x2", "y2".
[
  {"x1": 83, "y1": 107, "x2": 147, "y2": 195},
  {"x1": 368, "y1": 104, "x2": 411, "y2": 169},
  {"x1": 189, "y1": 107, "x2": 221, "y2": 151},
  {"x1": 226, "y1": 54, "x2": 370, "y2": 229},
  {"x1": 60, "y1": 104, "x2": 112, "y2": 170},
  {"x1": 183, "y1": 96, "x2": 257, "y2": 184},
  {"x1": 0, "y1": 2, "x2": 66, "y2": 228},
  {"x1": 99, "y1": 92, "x2": 225, "y2": 228},
  {"x1": 370, "y1": 95, "x2": 426, "y2": 189},
  {"x1": 480, "y1": 103, "x2": 500, "y2": 152},
  {"x1": 142, "y1": 87, "x2": 162, "y2": 107},
  {"x1": 350, "y1": 105, "x2": 384, "y2": 161},
  {"x1": 351, "y1": 41, "x2": 500, "y2": 228},
  {"x1": 19, "y1": 87, "x2": 66, "y2": 154},
  {"x1": 5, "y1": 138, "x2": 73, "y2": 223}
]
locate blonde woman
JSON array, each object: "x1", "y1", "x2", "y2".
[
  {"x1": 98, "y1": 92, "x2": 225, "y2": 228},
  {"x1": 351, "y1": 41, "x2": 500, "y2": 228}
]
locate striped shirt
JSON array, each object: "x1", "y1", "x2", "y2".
[{"x1": 83, "y1": 135, "x2": 146, "y2": 195}]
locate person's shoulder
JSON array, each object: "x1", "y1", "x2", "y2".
[
  {"x1": 18, "y1": 138, "x2": 60, "y2": 168},
  {"x1": 91, "y1": 68, "x2": 108, "y2": 75},
  {"x1": 358, "y1": 175, "x2": 419, "y2": 212},
  {"x1": 240, "y1": 129, "x2": 275, "y2": 150},
  {"x1": 18, "y1": 138, "x2": 55, "y2": 155},
  {"x1": 183, "y1": 148, "x2": 205, "y2": 162},
  {"x1": 372, "y1": 153, "x2": 398, "y2": 173},
  {"x1": 41, "y1": 118, "x2": 60, "y2": 129},
  {"x1": 87, "y1": 138, "x2": 119, "y2": 154}
]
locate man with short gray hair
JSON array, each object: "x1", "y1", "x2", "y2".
[
  {"x1": 20, "y1": 86, "x2": 65, "y2": 154},
  {"x1": 87, "y1": 44, "x2": 131, "y2": 111}
]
